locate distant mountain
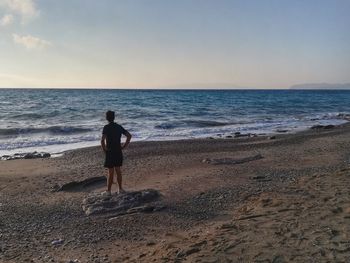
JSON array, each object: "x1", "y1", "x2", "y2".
[{"x1": 290, "y1": 83, "x2": 350, "y2": 90}]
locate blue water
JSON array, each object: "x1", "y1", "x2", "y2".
[{"x1": 1, "y1": 89, "x2": 350, "y2": 155}]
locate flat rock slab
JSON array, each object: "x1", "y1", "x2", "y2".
[
  {"x1": 82, "y1": 189, "x2": 164, "y2": 217},
  {"x1": 55, "y1": 176, "x2": 106, "y2": 191},
  {"x1": 202, "y1": 154, "x2": 263, "y2": 165}
]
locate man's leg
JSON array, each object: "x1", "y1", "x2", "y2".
[
  {"x1": 115, "y1": 166, "x2": 124, "y2": 192},
  {"x1": 107, "y1": 168, "x2": 114, "y2": 192}
]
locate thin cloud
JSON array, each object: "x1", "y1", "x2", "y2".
[
  {"x1": 13, "y1": 33, "x2": 51, "y2": 50},
  {"x1": 0, "y1": 14, "x2": 13, "y2": 26},
  {"x1": 0, "y1": 0, "x2": 39, "y2": 23}
]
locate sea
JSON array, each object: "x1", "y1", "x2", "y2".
[{"x1": 1, "y1": 89, "x2": 350, "y2": 156}]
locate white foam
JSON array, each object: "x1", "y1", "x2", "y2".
[{"x1": 0, "y1": 117, "x2": 348, "y2": 157}]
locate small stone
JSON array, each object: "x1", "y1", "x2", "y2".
[
  {"x1": 51, "y1": 239, "x2": 64, "y2": 246},
  {"x1": 272, "y1": 255, "x2": 286, "y2": 263},
  {"x1": 331, "y1": 207, "x2": 343, "y2": 214},
  {"x1": 251, "y1": 175, "x2": 266, "y2": 180}
]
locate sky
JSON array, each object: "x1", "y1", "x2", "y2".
[{"x1": 0, "y1": 0, "x2": 349, "y2": 89}]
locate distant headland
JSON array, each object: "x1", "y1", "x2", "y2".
[{"x1": 290, "y1": 83, "x2": 350, "y2": 90}]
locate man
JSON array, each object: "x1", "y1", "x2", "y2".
[{"x1": 101, "y1": 110, "x2": 132, "y2": 195}]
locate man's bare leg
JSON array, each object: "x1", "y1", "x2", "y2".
[
  {"x1": 115, "y1": 166, "x2": 124, "y2": 193},
  {"x1": 107, "y1": 168, "x2": 114, "y2": 192}
]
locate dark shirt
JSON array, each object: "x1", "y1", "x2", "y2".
[{"x1": 102, "y1": 122, "x2": 127, "y2": 151}]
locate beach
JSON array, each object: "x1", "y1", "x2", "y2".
[
  {"x1": 1, "y1": 0, "x2": 349, "y2": 261},
  {"x1": 1, "y1": 123, "x2": 350, "y2": 262}
]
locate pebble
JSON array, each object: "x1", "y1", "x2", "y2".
[{"x1": 51, "y1": 239, "x2": 64, "y2": 246}]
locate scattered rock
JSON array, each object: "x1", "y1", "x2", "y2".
[
  {"x1": 82, "y1": 189, "x2": 164, "y2": 216},
  {"x1": 337, "y1": 113, "x2": 350, "y2": 120},
  {"x1": 1, "y1": 151, "x2": 51, "y2": 161},
  {"x1": 202, "y1": 154, "x2": 263, "y2": 165}
]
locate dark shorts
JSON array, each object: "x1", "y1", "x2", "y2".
[{"x1": 104, "y1": 150, "x2": 123, "y2": 168}]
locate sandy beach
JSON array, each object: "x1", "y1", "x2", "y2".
[{"x1": 1, "y1": 124, "x2": 350, "y2": 262}]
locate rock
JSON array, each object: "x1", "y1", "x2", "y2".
[
  {"x1": 24, "y1": 153, "x2": 37, "y2": 159},
  {"x1": 276, "y1": 129, "x2": 288, "y2": 133},
  {"x1": 203, "y1": 154, "x2": 263, "y2": 165},
  {"x1": 220, "y1": 223, "x2": 237, "y2": 230},
  {"x1": 51, "y1": 184, "x2": 60, "y2": 192},
  {"x1": 311, "y1": 124, "x2": 335, "y2": 130},
  {"x1": 234, "y1": 133, "x2": 250, "y2": 138},
  {"x1": 42, "y1": 152, "x2": 51, "y2": 158},
  {"x1": 225, "y1": 135, "x2": 233, "y2": 138},
  {"x1": 233, "y1": 133, "x2": 257, "y2": 138},
  {"x1": 251, "y1": 175, "x2": 266, "y2": 180},
  {"x1": 82, "y1": 189, "x2": 164, "y2": 216},
  {"x1": 250, "y1": 175, "x2": 272, "y2": 182},
  {"x1": 146, "y1": 241, "x2": 156, "y2": 246},
  {"x1": 331, "y1": 207, "x2": 343, "y2": 214},
  {"x1": 57, "y1": 176, "x2": 106, "y2": 191},
  {"x1": 272, "y1": 255, "x2": 286, "y2": 263},
  {"x1": 51, "y1": 239, "x2": 64, "y2": 246},
  {"x1": 337, "y1": 113, "x2": 350, "y2": 120},
  {"x1": 268, "y1": 136, "x2": 276, "y2": 140},
  {"x1": 1, "y1": 152, "x2": 51, "y2": 161}
]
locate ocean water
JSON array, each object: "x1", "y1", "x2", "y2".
[{"x1": 1, "y1": 89, "x2": 350, "y2": 155}]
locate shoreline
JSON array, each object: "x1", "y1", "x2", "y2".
[
  {"x1": 2, "y1": 122, "x2": 350, "y2": 262},
  {"x1": 1, "y1": 121, "x2": 348, "y2": 160}
]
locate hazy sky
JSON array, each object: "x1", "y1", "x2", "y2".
[{"x1": 0, "y1": 0, "x2": 349, "y2": 88}]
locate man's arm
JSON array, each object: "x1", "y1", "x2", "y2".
[
  {"x1": 101, "y1": 134, "x2": 107, "y2": 152},
  {"x1": 121, "y1": 131, "x2": 132, "y2": 150}
]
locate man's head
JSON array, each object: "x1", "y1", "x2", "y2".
[{"x1": 106, "y1": 110, "x2": 115, "y2": 122}]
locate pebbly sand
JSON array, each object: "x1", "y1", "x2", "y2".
[{"x1": 1, "y1": 124, "x2": 350, "y2": 262}]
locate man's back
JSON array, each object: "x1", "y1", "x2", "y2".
[{"x1": 102, "y1": 122, "x2": 126, "y2": 151}]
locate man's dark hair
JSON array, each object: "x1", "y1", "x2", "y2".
[{"x1": 106, "y1": 110, "x2": 115, "y2": 122}]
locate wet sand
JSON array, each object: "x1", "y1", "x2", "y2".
[{"x1": 1, "y1": 124, "x2": 350, "y2": 262}]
